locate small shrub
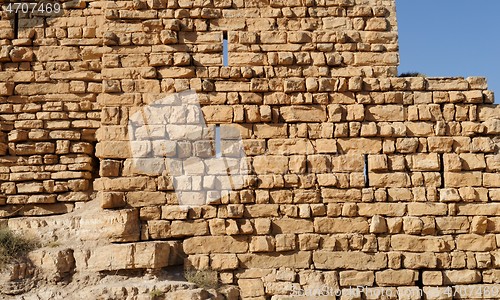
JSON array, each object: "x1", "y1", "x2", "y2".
[
  {"x1": 149, "y1": 289, "x2": 163, "y2": 300},
  {"x1": 184, "y1": 268, "x2": 219, "y2": 289},
  {"x1": 399, "y1": 72, "x2": 426, "y2": 78},
  {"x1": 0, "y1": 228, "x2": 39, "y2": 269}
]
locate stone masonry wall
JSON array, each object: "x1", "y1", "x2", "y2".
[
  {"x1": 0, "y1": 0, "x2": 103, "y2": 216},
  {"x1": 1, "y1": 0, "x2": 500, "y2": 299}
]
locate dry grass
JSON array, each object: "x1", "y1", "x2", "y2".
[
  {"x1": 0, "y1": 228, "x2": 39, "y2": 269},
  {"x1": 149, "y1": 289, "x2": 163, "y2": 300},
  {"x1": 184, "y1": 268, "x2": 219, "y2": 290}
]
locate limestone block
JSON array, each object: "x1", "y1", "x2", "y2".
[
  {"x1": 456, "y1": 234, "x2": 496, "y2": 251},
  {"x1": 340, "y1": 271, "x2": 375, "y2": 287},
  {"x1": 183, "y1": 236, "x2": 248, "y2": 254},
  {"x1": 337, "y1": 138, "x2": 382, "y2": 153},
  {"x1": 357, "y1": 203, "x2": 407, "y2": 217},
  {"x1": 253, "y1": 124, "x2": 287, "y2": 138},
  {"x1": 201, "y1": 105, "x2": 233, "y2": 123},
  {"x1": 422, "y1": 271, "x2": 443, "y2": 286},
  {"x1": 37, "y1": 46, "x2": 80, "y2": 61},
  {"x1": 210, "y1": 254, "x2": 238, "y2": 271},
  {"x1": 80, "y1": 242, "x2": 170, "y2": 271},
  {"x1": 170, "y1": 220, "x2": 209, "y2": 237},
  {"x1": 244, "y1": 204, "x2": 279, "y2": 218},
  {"x1": 320, "y1": 187, "x2": 359, "y2": 201},
  {"x1": 275, "y1": 234, "x2": 296, "y2": 252},
  {"x1": 365, "y1": 105, "x2": 404, "y2": 121},
  {"x1": 402, "y1": 253, "x2": 437, "y2": 269},
  {"x1": 126, "y1": 192, "x2": 166, "y2": 207},
  {"x1": 435, "y1": 217, "x2": 469, "y2": 233},
  {"x1": 407, "y1": 203, "x2": 447, "y2": 216},
  {"x1": 314, "y1": 217, "x2": 369, "y2": 234},
  {"x1": 443, "y1": 270, "x2": 481, "y2": 285},
  {"x1": 250, "y1": 236, "x2": 275, "y2": 252},
  {"x1": 100, "y1": 192, "x2": 126, "y2": 209},
  {"x1": 369, "y1": 173, "x2": 411, "y2": 188},
  {"x1": 77, "y1": 209, "x2": 140, "y2": 242},
  {"x1": 313, "y1": 252, "x2": 387, "y2": 270},
  {"x1": 375, "y1": 270, "x2": 417, "y2": 287},
  {"x1": 29, "y1": 248, "x2": 75, "y2": 281},
  {"x1": 391, "y1": 235, "x2": 453, "y2": 252},
  {"x1": 0, "y1": 82, "x2": 14, "y2": 96},
  {"x1": 238, "y1": 279, "x2": 265, "y2": 298},
  {"x1": 280, "y1": 105, "x2": 327, "y2": 122},
  {"x1": 444, "y1": 172, "x2": 482, "y2": 187},
  {"x1": 370, "y1": 215, "x2": 388, "y2": 233},
  {"x1": 228, "y1": 53, "x2": 266, "y2": 66},
  {"x1": 268, "y1": 139, "x2": 314, "y2": 155},
  {"x1": 272, "y1": 219, "x2": 313, "y2": 234},
  {"x1": 95, "y1": 141, "x2": 131, "y2": 159},
  {"x1": 253, "y1": 156, "x2": 289, "y2": 174},
  {"x1": 237, "y1": 252, "x2": 311, "y2": 269}
]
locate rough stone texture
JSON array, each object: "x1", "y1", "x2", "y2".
[{"x1": 0, "y1": 0, "x2": 499, "y2": 299}]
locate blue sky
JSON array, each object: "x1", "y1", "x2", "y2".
[{"x1": 396, "y1": 0, "x2": 499, "y2": 103}]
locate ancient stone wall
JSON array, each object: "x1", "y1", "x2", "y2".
[
  {"x1": 0, "y1": 0, "x2": 104, "y2": 216},
  {"x1": 1, "y1": 0, "x2": 500, "y2": 299}
]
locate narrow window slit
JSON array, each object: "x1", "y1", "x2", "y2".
[
  {"x1": 215, "y1": 124, "x2": 222, "y2": 158},
  {"x1": 13, "y1": 13, "x2": 19, "y2": 39},
  {"x1": 440, "y1": 153, "x2": 445, "y2": 188},
  {"x1": 364, "y1": 154, "x2": 369, "y2": 188},
  {"x1": 222, "y1": 31, "x2": 228, "y2": 67}
]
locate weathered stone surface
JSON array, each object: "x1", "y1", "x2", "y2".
[
  {"x1": 238, "y1": 252, "x2": 311, "y2": 269},
  {"x1": 280, "y1": 106, "x2": 327, "y2": 122},
  {"x1": 391, "y1": 235, "x2": 454, "y2": 252},
  {"x1": 314, "y1": 217, "x2": 369, "y2": 233},
  {"x1": 376, "y1": 270, "x2": 418, "y2": 286},
  {"x1": 79, "y1": 242, "x2": 170, "y2": 271},
  {"x1": 456, "y1": 234, "x2": 496, "y2": 251},
  {"x1": 313, "y1": 252, "x2": 387, "y2": 270},
  {"x1": 183, "y1": 236, "x2": 248, "y2": 254}
]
